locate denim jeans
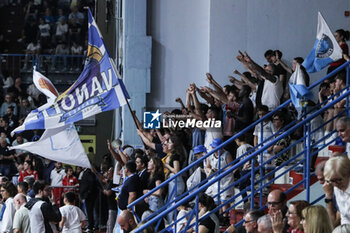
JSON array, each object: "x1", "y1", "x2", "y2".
[
  {"x1": 148, "y1": 195, "x2": 164, "y2": 212},
  {"x1": 167, "y1": 174, "x2": 185, "y2": 223}
]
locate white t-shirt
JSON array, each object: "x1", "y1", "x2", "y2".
[
  {"x1": 26, "y1": 43, "x2": 40, "y2": 52},
  {"x1": 0, "y1": 198, "x2": 16, "y2": 233},
  {"x1": 262, "y1": 77, "x2": 283, "y2": 111},
  {"x1": 204, "y1": 128, "x2": 222, "y2": 153},
  {"x1": 39, "y1": 24, "x2": 51, "y2": 37},
  {"x1": 237, "y1": 143, "x2": 253, "y2": 169},
  {"x1": 56, "y1": 23, "x2": 68, "y2": 36},
  {"x1": 71, "y1": 45, "x2": 83, "y2": 55},
  {"x1": 253, "y1": 121, "x2": 275, "y2": 166},
  {"x1": 59, "y1": 205, "x2": 86, "y2": 233},
  {"x1": 334, "y1": 181, "x2": 350, "y2": 224},
  {"x1": 50, "y1": 169, "x2": 66, "y2": 186}
]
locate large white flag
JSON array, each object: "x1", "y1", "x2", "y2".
[
  {"x1": 302, "y1": 12, "x2": 342, "y2": 73},
  {"x1": 10, "y1": 124, "x2": 91, "y2": 168},
  {"x1": 10, "y1": 68, "x2": 91, "y2": 168}
]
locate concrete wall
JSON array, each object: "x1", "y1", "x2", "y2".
[
  {"x1": 147, "y1": 0, "x2": 211, "y2": 108},
  {"x1": 147, "y1": 0, "x2": 350, "y2": 109}
]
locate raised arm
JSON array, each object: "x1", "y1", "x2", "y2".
[
  {"x1": 186, "y1": 87, "x2": 194, "y2": 113},
  {"x1": 233, "y1": 70, "x2": 257, "y2": 91},
  {"x1": 136, "y1": 129, "x2": 156, "y2": 150},
  {"x1": 190, "y1": 84, "x2": 206, "y2": 120},
  {"x1": 132, "y1": 110, "x2": 154, "y2": 142},
  {"x1": 175, "y1": 97, "x2": 186, "y2": 110},
  {"x1": 275, "y1": 57, "x2": 293, "y2": 74},
  {"x1": 228, "y1": 75, "x2": 244, "y2": 89},
  {"x1": 107, "y1": 140, "x2": 125, "y2": 166},
  {"x1": 236, "y1": 51, "x2": 277, "y2": 83},
  {"x1": 204, "y1": 86, "x2": 227, "y2": 105},
  {"x1": 197, "y1": 87, "x2": 215, "y2": 106},
  {"x1": 206, "y1": 73, "x2": 227, "y2": 97}
]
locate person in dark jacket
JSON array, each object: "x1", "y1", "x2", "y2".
[
  {"x1": 25, "y1": 180, "x2": 61, "y2": 233},
  {"x1": 78, "y1": 167, "x2": 98, "y2": 232}
]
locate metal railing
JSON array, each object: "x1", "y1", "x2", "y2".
[
  {"x1": 0, "y1": 53, "x2": 85, "y2": 77},
  {"x1": 130, "y1": 61, "x2": 350, "y2": 232}
]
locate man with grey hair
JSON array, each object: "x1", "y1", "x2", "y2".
[
  {"x1": 13, "y1": 193, "x2": 30, "y2": 233},
  {"x1": 243, "y1": 210, "x2": 264, "y2": 233},
  {"x1": 336, "y1": 116, "x2": 350, "y2": 158},
  {"x1": 257, "y1": 215, "x2": 273, "y2": 233},
  {"x1": 315, "y1": 160, "x2": 327, "y2": 184}
]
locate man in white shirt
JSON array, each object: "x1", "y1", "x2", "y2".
[
  {"x1": 50, "y1": 162, "x2": 66, "y2": 205},
  {"x1": 323, "y1": 156, "x2": 350, "y2": 225}
]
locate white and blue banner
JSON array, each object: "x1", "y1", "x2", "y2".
[
  {"x1": 10, "y1": 124, "x2": 91, "y2": 168},
  {"x1": 12, "y1": 9, "x2": 129, "y2": 133},
  {"x1": 302, "y1": 12, "x2": 342, "y2": 73},
  {"x1": 289, "y1": 64, "x2": 313, "y2": 115}
]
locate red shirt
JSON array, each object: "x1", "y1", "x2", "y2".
[
  {"x1": 18, "y1": 170, "x2": 38, "y2": 182},
  {"x1": 62, "y1": 175, "x2": 78, "y2": 192},
  {"x1": 288, "y1": 227, "x2": 304, "y2": 233},
  {"x1": 330, "y1": 43, "x2": 349, "y2": 67}
]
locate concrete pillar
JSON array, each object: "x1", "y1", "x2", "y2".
[{"x1": 119, "y1": 0, "x2": 152, "y2": 146}]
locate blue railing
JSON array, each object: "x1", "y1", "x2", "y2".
[{"x1": 131, "y1": 60, "x2": 350, "y2": 232}]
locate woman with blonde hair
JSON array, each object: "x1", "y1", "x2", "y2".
[
  {"x1": 301, "y1": 205, "x2": 333, "y2": 233},
  {"x1": 323, "y1": 156, "x2": 350, "y2": 225}
]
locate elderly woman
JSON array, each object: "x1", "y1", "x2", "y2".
[
  {"x1": 0, "y1": 181, "x2": 18, "y2": 233},
  {"x1": 323, "y1": 156, "x2": 350, "y2": 225},
  {"x1": 271, "y1": 200, "x2": 310, "y2": 233},
  {"x1": 286, "y1": 201, "x2": 310, "y2": 233},
  {"x1": 301, "y1": 205, "x2": 333, "y2": 233}
]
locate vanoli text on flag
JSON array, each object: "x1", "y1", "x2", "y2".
[{"x1": 13, "y1": 9, "x2": 129, "y2": 133}]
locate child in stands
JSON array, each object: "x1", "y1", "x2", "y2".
[{"x1": 59, "y1": 191, "x2": 87, "y2": 233}]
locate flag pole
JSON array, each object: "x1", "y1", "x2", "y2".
[{"x1": 87, "y1": 6, "x2": 147, "y2": 147}]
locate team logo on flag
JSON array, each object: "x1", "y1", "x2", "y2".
[
  {"x1": 302, "y1": 12, "x2": 342, "y2": 73},
  {"x1": 143, "y1": 110, "x2": 161, "y2": 129},
  {"x1": 316, "y1": 34, "x2": 334, "y2": 58}
]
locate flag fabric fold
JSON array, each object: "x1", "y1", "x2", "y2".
[
  {"x1": 289, "y1": 64, "x2": 313, "y2": 111},
  {"x1": 33, "y1": 67, "x2": 59, "y2": 104},
  {"x1": 302, "y1": 12, "x2": 342, "y2": 73},
  {"x1": 10, "y1": 124, "x2": 91, "y2": 168},
  {"x1": 12, "y1": 8, "x2": 129, "y2": 134}
]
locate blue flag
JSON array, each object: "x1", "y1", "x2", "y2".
[
  {"x1": 302, "y1": 12, "x2": 342, "y2": 73},
  {"x1": 13, "y1": 9, "x2": 130, "y2": 133},
  {"x1": 289, "y1": 64, "x2": 313, "y2": 117}
]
